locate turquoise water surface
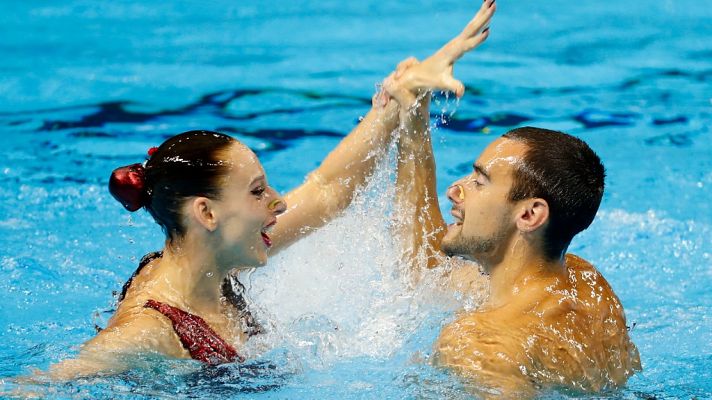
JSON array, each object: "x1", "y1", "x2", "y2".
[{"x1": 0, "y1": 0, "x2": 710, "y2": 398}]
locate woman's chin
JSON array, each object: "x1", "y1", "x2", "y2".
[
  {"x1": 255, "y1": 254, "x2": 268, "y2": 266},
  {"x1": 253, "y1": 248, "x2": 268, "y2": 266}
]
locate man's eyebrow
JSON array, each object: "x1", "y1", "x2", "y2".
[
  {"x1": 249, "y1": 175, "x2": 266, "y2": 186},
  {"x1": 473, "y1": 163, "x2": 491, "y2": 180}
]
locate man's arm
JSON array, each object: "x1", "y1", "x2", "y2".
[
  {"x1": 391, "y1": 93, "x2": 446, "y2": 269},
  {"x1": 384, "y1": 0, "x2": 496, "y2": 268}
]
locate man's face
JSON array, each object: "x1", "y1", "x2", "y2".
[{"x1": 441, "y1": 138, "x2": 528, "y2": 262}]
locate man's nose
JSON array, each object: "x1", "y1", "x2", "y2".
[{"x1": 446, "y1": 183, "x2": 465, "y2": 204}]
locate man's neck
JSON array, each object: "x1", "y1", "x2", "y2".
[{"x1": 483, "y1": 236, "x2": 565, "y2": 308}]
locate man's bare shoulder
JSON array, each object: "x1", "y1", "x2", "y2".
[
  {"x1": 560, "y1": 253, "x2": 628, "y2": 321},
  {"x1": 511, "y1": 254, "x2": 625, "y2": 319},
  {"x1": 434, "y1": 309, "x2": 535, "y2": 396},
  {"x1": 518, "y1": 254, "x2": 641, "y2": 390},
  {"x1": 434, "y1": 254, "x2": 641, "y2": 393}
]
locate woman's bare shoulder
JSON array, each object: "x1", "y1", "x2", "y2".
[
  {"x1": 44, "y1": 310, "x2": 187, "y2": 381},
  {"x1": 87, "y1": 303, "x2": 187, "y2": 360}
]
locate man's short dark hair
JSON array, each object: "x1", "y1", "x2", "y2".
[{"x1": 503, "y1": 126, "x2": 605, "y2": 260}]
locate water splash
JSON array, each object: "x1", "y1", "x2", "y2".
[{"x1": 243, "y1": 135, "x2": 475, "y2": 368}]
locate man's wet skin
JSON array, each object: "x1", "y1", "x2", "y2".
[
  {"x1": 440, "y1": 139, "x2": 528, "y2": 263},
  {"x1": 431, "y1": 138, "x2": 641, "y2": 397}
]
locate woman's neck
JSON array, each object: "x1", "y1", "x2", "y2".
[{"x1": 153, "y1": 235, "x2": 228, "y2": 316}]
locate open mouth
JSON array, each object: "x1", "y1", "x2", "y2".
[
  {"x1": 449, "y1": 209, "x2": 464, "y2": 227},
  {"x1": 447, "y1": 222, "x2": 463, "y2": 230},
  {"x1": 261, "y1": 220, "x2": 277, "y2": 248},
  {"x1": 261, "y1": 231, "x2": 272, "y2": 247}
]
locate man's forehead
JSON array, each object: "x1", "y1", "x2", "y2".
[{"x1": 474, "y1": 138, "x2": 527, "y2": 175}]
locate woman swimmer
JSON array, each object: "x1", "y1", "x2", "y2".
[{"x1": 34, "y1": 0, "x2": 495, "y2": 379}]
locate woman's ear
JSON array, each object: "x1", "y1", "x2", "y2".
[
  {"x1": 515, "y1": 198, "x2": 549, "y2": 233},
  {"x1": 191, "y1": 197, "x2": 218, "y2": 232}
]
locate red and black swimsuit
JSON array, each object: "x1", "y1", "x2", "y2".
[
  {"x1": 144, "y1": 299, "x2": 244, "y2": 365},
  {"x1": 114, "y1": 251, "x2": 261, "y2": 365}
]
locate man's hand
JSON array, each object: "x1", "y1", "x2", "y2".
[{"x1": 376, "y1": 0, "x2": 496, "y2": 111}]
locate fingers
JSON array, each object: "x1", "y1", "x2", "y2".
[
  {"x1": 383, "y1": 74, "x2": 418, "y2": 109},
  {"x1": 373, "y1": 57, "x2": 423, "y2": 109},
  {"x1": 395, "y1": 57, "x2": 419, "y2": 79},
  {"x1": 462, "y1": 26, "x2": 490, "y2": 52},
  {"x1": 429, "y1": 0, "x2": 495, "y2": 66},
  {"x1": 377, "y1": 0, "x2": 495, "y2": 103},
  {"x1": 373, "y1": 71, "x2": 393, "y2": 108},
  {"x1": 397, "y1": 57, "x2": 419, "y2": 71},
  {"x1": 373, "y1": 86, "x2": 390, "y2": 108},
  {"x1": 440, "y1": 75, "x2": 465, "y2": 98},
  {"x1": 460, "y1": 0, "x2": 496, "y2": 39}
]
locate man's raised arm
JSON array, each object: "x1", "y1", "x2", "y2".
[{"x1": 383, "y1": 0, "x2": 496, "y2": 268}]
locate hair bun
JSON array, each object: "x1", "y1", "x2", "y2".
[{"x1": 109, "y1": 163, "x2": 148, "y2": 212}]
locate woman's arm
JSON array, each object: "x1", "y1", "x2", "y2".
[
  {"x1": 270, "y1": 0, "x2": 496, "y2": 254},
  {"x1": 269, "y1": 100, "x2": 401, "y2": 252},
  {"x1": 43, "y1": 314, "x2": 183, "y2": 381}
]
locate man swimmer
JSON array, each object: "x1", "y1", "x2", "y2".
[{"x1": 381, "y1": 55, "x2": 642, "y2": 398}]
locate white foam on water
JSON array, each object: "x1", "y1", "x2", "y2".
[{"x1": 241, "y1": 138, "x2": 475, "y2": 367}]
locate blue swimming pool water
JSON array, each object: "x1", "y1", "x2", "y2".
[{"x1": 1, "y1": 0, "x2": 710, "y2": 398}]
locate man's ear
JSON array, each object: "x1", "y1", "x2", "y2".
[
  {"x1": 515, "y1": 198, "x2": 549, "y2": 233},
  {"x1": 191, "y1": 197, "x2": 218, "y2": 232}
]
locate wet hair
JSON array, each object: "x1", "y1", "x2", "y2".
[
  {"x1": 502, "y1": 126, "x2": 605, "y2": 260},
  {"x1": 109, "y1": 130, "x2": 236, "y2": 241}
]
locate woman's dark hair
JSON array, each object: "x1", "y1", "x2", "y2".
[
  {"x1": 502, "y1": 127, "x2": 605, "y2": 260},
  {"x1": 109, "y1": 130, "x2": 236, "y2": 241}
]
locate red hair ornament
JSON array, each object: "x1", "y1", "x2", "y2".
[{"x1": 109, "y1": 163, "x2": 147, "y2": 212}]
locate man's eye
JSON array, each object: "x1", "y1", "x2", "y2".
[{"x1": 469, "y1": 175, "x2": 483, "y2": 187}]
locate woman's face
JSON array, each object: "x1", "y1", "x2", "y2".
[{"x1": 211, "y1": 143, "x2": 286, "y2": 267}]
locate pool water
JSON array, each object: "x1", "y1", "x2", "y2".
[{"x1": 1, "y1": 0, "x2": 710, "y2": 398}]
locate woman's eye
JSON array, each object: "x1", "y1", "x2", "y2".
[{"x1": 251, "y1": 187, "x2": 265, "y2": 197}]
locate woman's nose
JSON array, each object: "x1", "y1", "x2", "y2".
[
  {"x1": 446, "y1": 183, "x2": 465, "y2": 204},
  {"x1": 268, "y1": 192, "x2": 287, "y2": 216}
]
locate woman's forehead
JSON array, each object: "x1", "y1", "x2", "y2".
[{"x1": 224, "y1": 143, "x2": 265, "y2": 185}]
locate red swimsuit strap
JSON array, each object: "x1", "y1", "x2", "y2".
[{"x1": 144, "y1": 299, "x2": 244, "y2": 365}]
